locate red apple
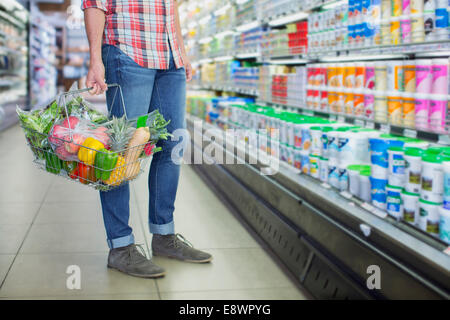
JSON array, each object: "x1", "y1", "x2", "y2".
[
  {"x1": 62, "y1": 116, "x2": 80, "y2": 129},
  {"x1": 64, "y1": 134, "x2": 85, "y2": 154}
]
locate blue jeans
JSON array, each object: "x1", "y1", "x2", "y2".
[{"x1": 100, "y1": 44, "x2": 186, "y2": 249}]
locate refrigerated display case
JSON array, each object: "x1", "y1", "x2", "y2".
[
  {"x1": 181, "y1": 0, "x2": 450, "y2": 299},
  {"x1": 0, "y1": 0, "x2": 28, "y2": 132}
]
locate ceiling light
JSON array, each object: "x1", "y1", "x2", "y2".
[{"x1": 268, "y1": 12, "x2": 308, "y2": 27}]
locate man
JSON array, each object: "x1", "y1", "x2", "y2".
[{"x1": 82, "y1": 0, "x2": 212, "y2": 278}]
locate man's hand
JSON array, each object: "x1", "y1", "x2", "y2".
[
  {"x1": 183, "y1": 56, "x2": 193, "y2": 82},
  {"x1": 86, "y1": 60, "x2": 107, "y2": 95}
]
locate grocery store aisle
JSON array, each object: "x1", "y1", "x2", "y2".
[{"x1": 0, "y1": 124, "x2": 307, "y2": 300}]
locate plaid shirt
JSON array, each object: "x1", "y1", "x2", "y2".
[{"x1": 82, "y1": 0, "x2": 184, "y2": 70}]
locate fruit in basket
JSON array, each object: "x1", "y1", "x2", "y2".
[
  {"x1": 48, "y1": 124, "x2": 66, "y2": 145},
  {"x1": 64, "y1": 134, "x2": 85, "y2": 154},
  {"x1": 124, "y1": 126, "x2": 150, "y2": 178},
  {"x1": 104, "y1": 156, "x2": 126, "y2": 186},
  {"x1": 108, "y1": 116, "x2": 135, "y2": 152},
  {"x1": 93, "y1": 126, "x2": 111, "y2": 148},
  {"x1": 78, "y1": 137, "x2": 105, "y2": 165},
  {"x1": 78, "y1": 162, "x2": 97, "y2": 184},
  {"x1": 55, "y1": 145, "x2": 74, "y2": 161},
  {"x1": 62, "y1": 116, "x2": 80, "y2": 129},
  {"x1": 44, "y1": 150, "x2": 63, "y2": 174},
  {"x1": 94, "y1": 148, "x2": 119, "y2": 181}
]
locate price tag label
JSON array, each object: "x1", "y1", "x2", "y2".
[
  {"x1": 372, "y1": 208, "x2": 388, "y2": 219},
  {"x1": 361, "y1": 202, "x2": 375, "y2": 212},
  {"x1": 329, "y1": 115, "x2": 337, "y2": 122},
  {"x1": 321, "y1": 183, "x2": 332, "y2": 189},
  {"x1": 380, "y1": 123, "x2": 390, "y2": 133},
  {"x1": 340, "y1": 190, "x2": 353, "y2": 199},
  {"x1": 444, "y1": 247, "x2": 450, "y2": 256},
  {"x1": 337, "y1": 115, "x2": 346, "y2": 123},
  {"x1": 403, "y1": 129, "x2": 417, "y2": 138}
]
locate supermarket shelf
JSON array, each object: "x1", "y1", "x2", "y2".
[
  {"x1": 188, "y1": 83, "x2": 259, "y2": 96},
  {"x1": 307, "y1": 40, "x2": 450, "y2": 61},
  {"x1": 186, "y1": 114, "x2": 450, "y2": 299},
  {"x1": 258, "y1": 99, "x2": 450, "y2": 145}
]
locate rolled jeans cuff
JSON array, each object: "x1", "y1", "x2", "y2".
[
  {"x1": 149, "y1": 220, "x2": 175, "y2": 235},
  {"x1": 107, "y1": 234, "x2": 135, "y2": 249}
]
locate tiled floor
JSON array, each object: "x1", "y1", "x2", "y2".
[{"x1": 0, "y1": 124, "x2": 308, "y2": 300}]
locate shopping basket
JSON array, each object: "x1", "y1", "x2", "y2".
[{"x1": 19, "y1": 83, "x2": 159, "y2": 192}]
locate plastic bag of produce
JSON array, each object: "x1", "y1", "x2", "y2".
[{"x1": 48, "y1": 116, "x2": 111, "y2": 161}]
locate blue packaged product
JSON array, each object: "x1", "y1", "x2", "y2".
[
  {"x1": 370, "y1": 176, "x2": 388, "y2": 209},
  {"x1": 328, "y1": 160, "x2": 340, "y2": 188},
  {"x1": 300, "y1": 151, "x2": 310, "y2": 174},
  {"x1": 361, "y1": 0, "x2": 371, "y2": 16},
  {"x1": 369, "y1": 137, "x2": 404, "y2": 175},
  {"x1": 386, "y1": 185, "x2": 403, "y2": 218}
]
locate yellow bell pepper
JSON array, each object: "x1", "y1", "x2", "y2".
[
  {"x1": 105, "y1": 156, "x2": 126, "y2": 186},
  {"x1": 78, "y1": 137, "x2": 105, "y2": 165}
]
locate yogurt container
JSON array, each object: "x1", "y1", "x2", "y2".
[
  {"x1": 309, "y1": 154, "x2": 320, "y2": 178},
  {"x1": 439, "y1": 206, "x2": 450, "y2": 244},
  {"x1": 418, "y1": 198, "x2": 442, "y2": 236},
  {"x1": 319, "y1": 156, "x2": 329, "y2": 182},
  {"x1": 369, "y1": 137, "x2": 404, "y2": 179},
  {"x1": 402, "y1": 92, "x2": 416, "y2": 128},
  {"x1": 310, "y1": 126, "x2": 324, "y2": 156},
  {"x1": 348, "y1": 164, "x2": 363, "y2": 196},
  {"x1": 429, "y1": 95, "x2": 448, "y2": 133},
  {"x1": 371, "y1": 176, "x2": 388, "y2": 209},
  {"x1": 374, "y1": 61, "x2": 388, "y2": 91},
  {"x1": 321, "y1": 127, "x2": 334, "y2": 158},
  {"x1": 415, "y1": 59, "x2": 433, "y2": 94},
  {"x1": 431, "y1": 58, "x2": 449, "y2": 95},
  {"x1": 404, "y1": 147, "x2": 423, "y2": 193},
  {"x1": 339, "y1": 164, "x2": 349, "y2": 191},
  {"x1": 388, "y1": 146, "x2": 406, "y2": 187},
  {"x1": 294, "y1": 148, "x2": 302, "y2": 170},
  {"x1": 328, "y1": 158, "x2": 340, "y2": 188},
  {"x1": 359, "y1": 169, "x2": 372, "y2": 202},
  {"x1": 402, "y1": 190, "x2": 420, "y2": 224},
  {"x1": 420, "y1": 153, "x2": 444, "y2": 202},
  {"x1": 374, "y1": 91, "x2": 388, "y2": 122},
  {"x1": 387, "y1": 93, "x2": 404, "y2": 126},
  {"x1": 414, "y1": 93, "x2": 430, "y2": 130},
  {"x1": 387, "y1": 184, "x2": 403, "y2": 219},
  {"x1": 300, "y1": 150, "x2": 310, "y2": 174},
  {"x1": 443, "y1": 160, "x2": 450, "y2": 209}
]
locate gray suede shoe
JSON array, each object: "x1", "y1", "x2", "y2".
[
  {"x1": 152, "y1": 234, "x2": 213, "y2": 263},
  {"x1": 107, "y1": 244, "x2": 166, "y2": 278}
]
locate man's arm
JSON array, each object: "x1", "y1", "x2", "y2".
[
  {"x1": 84, "y1": 8, "x2": 107, "y2": 95},
  {"x1": 174, "y1": 0, "x2": 192, "y2": 82}
]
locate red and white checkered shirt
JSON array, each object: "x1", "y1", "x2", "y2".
[{"x1": 82, "y1": 0, "x2": 184, "y2": 70}]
